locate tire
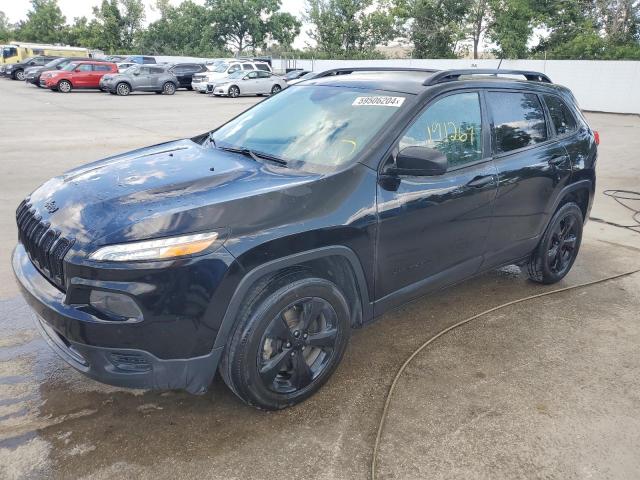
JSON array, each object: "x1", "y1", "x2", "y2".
[
  {"x1": 220, "y1": 274, "x2": 351, "y2": 410},
  {"x1": 527, "y1": 202, "x2": 583, "y2": 284},
  {"x1": 162, "y1": 82, "x2": 176, "y2": 95},
  {"x1": 116, "y1": 82, "x2": 131, "y2": 96},
  {"x1": 14, "y1": 69, "x2": 25, "y2": 81},
  {"x1": 228, "y1": 85, "x2": 240, "y2": 98},
  {"x1": 271, "y1": 84, "x2": 282, "y2": 95},
  {"x1": 187, "y1": 86, "x2": 193, "y2": 91},
  {"x1": 57, "y1": 80, "x2": 72, "y2": 93}
]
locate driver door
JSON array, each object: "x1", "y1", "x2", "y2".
[{"x1": 375, "y1": 91, "x2": 498, "y2": 310}]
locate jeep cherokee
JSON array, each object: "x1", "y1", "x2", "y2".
[{"x1": 13, "y1": 68, "x2": 598, "y2": 410}]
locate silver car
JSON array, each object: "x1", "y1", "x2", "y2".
[
  {"x1": 210, "y1": 70, "x2": 287, "y2": 97},
  {"x1": 99, "y1": 65, "x2": 179, "y2": 96}
]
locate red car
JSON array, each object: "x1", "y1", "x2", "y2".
[{"x1": 40, "y1": 61, "x2": 118, "y2": 92}]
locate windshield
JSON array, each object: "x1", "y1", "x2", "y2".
[
  {"x1": 62, "y1": 63, "x2": 78, "y2": 71},
  {"x1": 2, "y1": 47, "x2": 17, "y2": 59},
  {"x1": 123, "y1": 65, "x2": 138, "y2": 74},
  {"x1": 212, "y1": 86, "x2": 409, "y2": 169},
  {"x1": 213, "y1": 63, "x2": 229, "y2": 73},
  {"x1": 284, "y1": 70, "x2": 304, "y2": 80},
  {"x1": 298, "y1": 72, "x2": 316, "y2": 81},
  {"x1": 44, "y1": 58, "x2": 64, "y2": 68},
  {"x1": 227, "y1": 70, "x2": 245, "y2": 79}
]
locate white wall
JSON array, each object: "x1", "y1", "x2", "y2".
[{"x1": 277, "y1": 58, "x2": 640, "y2": 114}]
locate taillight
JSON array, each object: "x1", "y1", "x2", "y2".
[{"x1": 594, "y1": 131, "x2": 600, "y2": 145}]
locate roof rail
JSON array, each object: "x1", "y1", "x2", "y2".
[
  {"x1": 423, "y1": 69, "x2": 552, "y2": 86},
  {"x1": 313, "y1": 67, "x2": 439, "y2": 78}
]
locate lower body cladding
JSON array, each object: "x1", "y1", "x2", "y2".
[{"x1": 12, "y1": 244, "x2": 238, "y2": 394}]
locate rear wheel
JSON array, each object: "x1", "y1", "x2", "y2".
[
  {"x1": 527, "y1": 202, "x2": 583, "y2": 284},
  {"x1": 220, "y1": 275, "x2": 351, "y2": 410},
  {"x1": 57, "y1": 80, "x2": 72, "y2": 93},
  {"x1": 14, "y1": 69, "x2": 25, "y2": 81},
  {"x1": 116, "y1": 82, "x2": 130, "y2": 96},
  {"x1": 271, "y1": 84, "x2": 282, "y2": 95},
  {"x1": 228, "y1": 85, "x2": 240, "y2": 98},
  {"x1": 162, "y1": 82, "x2": 176, "y2": 95}
]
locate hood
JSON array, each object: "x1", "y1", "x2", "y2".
[{"x1": 25, "y1": 139, "x2": 320, "y2": 254}]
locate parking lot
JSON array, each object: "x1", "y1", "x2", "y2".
[{"x1": 1, "y1": 79, "x2": 639, "y2": 479}]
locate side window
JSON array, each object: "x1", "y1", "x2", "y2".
[
  {"x1": 139, "y1": 67, "x2": 150, "y2": 75},
  {"x1": 228, "y1": 65, "x2": 240, "y2": 73},
  {"x1": 255, "y1": 64, "x2": 270, "y2": 71},
  {"x1": 488, "y1": 92, "x2": 547, "y2": 153},
  {"x1": 399, "y1": 92, "x2": 483, "y2": 169},
  {"x1": 247, "y1": 71, "x2": 258, "y2": 79},
  {"x1": 258, "y1": 71, "x2": 270, "y2": 78},
  {"x1": 95, "y1": 65, "x2": 110, "y2": 71},
  {"x1": 150, "y1": 67, "x2": 164, "y2": 74},
  {"x1": 78, "y1": 64, "x2": 93, "y2": 71},
  {"x1": 243, "y1": 64, "x2": 254, "y2": 70},
  {"x1": 543, "y1": 95, "x2": 577, "y2": 136}
]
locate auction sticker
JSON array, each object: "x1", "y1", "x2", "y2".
[{"x1": 352, "y1": 96, "x2": 405, "y2": 107}]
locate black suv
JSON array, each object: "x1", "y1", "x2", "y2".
[
  {"x1": 169, "y1": 63, "x2": 207, "y2": 90},
  {"x1": 4, "y1": 56, "x2": 60, "y2": 80},
  {"x1": 13, "y1": 68, "x2": 597, "y2": 410}
]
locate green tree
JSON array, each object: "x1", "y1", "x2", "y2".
[
  {"x1": 90, "y1": 0, "x2": 144, "y2": 53},
  {"x1": 138, "y1": 0, "x2": 228, "y2": 56},
  {"x1": 0, "y1": 11, "x2": 15, "y2": 42},
  {"x1": 206, "y1": 0, "x2": 301, "y2": 55},
  {"x1": 487, "y1": 0, "x2": 535, "y2": 58},
  {"x1": 306, "y1": 0, "x2": 396, "y2": 58},
  {"x1": 395, "y1": 0, "x2": 468, "y2": 58},
  {"x1": 14, "y1": 0, "x2": 67, "y2": 43}
]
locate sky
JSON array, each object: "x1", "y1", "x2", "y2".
[{"x1": 1, "y1": 0, "x2": 311, "y2": 48}]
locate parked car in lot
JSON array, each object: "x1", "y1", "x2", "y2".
[
  {"x1": 40, "y1": 61, "x2": 117, "y2": 92},
  {"x1": 286, "y1": 71, "x2": 317, "y2": 85},
  {"x1": 210, "y1": 70, "x2": 287, "y2": 97},
  {"x1": 25, "y1": 57, "x2": 103, "y2": 86},
  {"x1": 100, "y1": 64, "x2": 179, "y2": 96},
  {"x1": 124, "y1": 55, "x2": 156, "y2": 65},
  {"x1": 191, "y1": 60, "x2": 272, "y2": 93},
  {"x1": 283, "y1": 69, "x2": 310, "y2": 82},
  {"x1": 4, "y1": 56, "x2": 60, "y2": 80},
  {"x1": 13, "y1": 67, "x2": 598, "y2": 410},
  {"x1": 169, "y1": 63, "x2": 207, "y2": 90}
]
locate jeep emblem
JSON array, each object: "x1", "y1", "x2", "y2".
[{"x1": 44, "y1": 200, "x2": 58, "y2": 214}]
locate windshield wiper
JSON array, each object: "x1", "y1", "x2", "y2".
[{"x1": 217, "y1": 145, "x2": 287, "y2": 167}]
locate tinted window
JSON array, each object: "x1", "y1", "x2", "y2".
[
  {"x1": 400, "y1": 92, "x2": 483, "y2": 168},
  {"x1": 95, "y1": 64, "x2": 111, "y2": 71},
  {"x1": 242, "y1": 64, "x2": 254, "y2": 70},
  {"x1": 139, "y1": 67, "x2": 150, "y2": 74},
  {"x1": 255, "y1": 64, "x2": 270, "y2": 71},
  {"x1": 257, "y1": 71, "x2": 271, "y2": 78},
  {"x1": 143, "y1": 57, "x2": 156, "y2": 64},
  {"x1": 77, "y1": 64, "x2": 93, "y2": 72},
  {"x1": 488, "y1": 92, "x2": 547, "y2": 153},
  {"x1": 228, "y1": 65, "x2": 240, "y2": 73},
  {"x1": 544, "y1": 95, "x2": 577, "y2": 135},
  {"x1": 247, "y1": 71, "x2": 258, "y2": 79},
  {"x1": 149, "y1": 67, "x2": 165, "y2": 74}
]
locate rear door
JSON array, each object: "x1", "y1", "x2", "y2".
[
  {"x1": 136, "y1": 66, "x2": 153, "y2": 90},
  {"x1": 244, "y1": 70, "x2": 260, "y2": 93},
  {"x1": 255, "y1": 71, "x2": 273, "y2": 93},
  {"x1": 93, "y1": 64, "x2": 112, "y2": 85},
  {"x1": 483, "y1": 90, "x2": 572, "y2": 267}
]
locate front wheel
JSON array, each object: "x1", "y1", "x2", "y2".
[
  {"x1": 14, "y1": 70, "x2": 25, "y2": 81},
  {"x1": 220, "y1": 275, "x2": 351, "y2": 410},
  {"x1": 527, "y1": 202, "x2": 583, "y2": 284},
  {"x1": 116, "y1": 82, "x2": 131, "y2": 96},
  {"x1": 57, "y1": 80, "x2": 72, "y2": 93},
  {"x1": 228, "y1": 85, "x2": 240, "y2": 98},
  {"x1": 162, "y1": 82, "x2": 176, "y2": 95},
  {"x1": 271, "y1": 84, "x2": 282, "y2": 95}
]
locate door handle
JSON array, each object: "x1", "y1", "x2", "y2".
[
  {"x1": 466, "y1": 175, "x2": 495, "y2": 188},
  {"x1": 548, "y1": 154, "x2": 569, "y2": 166}
]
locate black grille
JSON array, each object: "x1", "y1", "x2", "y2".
[{"x1": 16, "y1": 199, "x2": 74, "y2": 290}]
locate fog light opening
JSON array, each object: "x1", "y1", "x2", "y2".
[{"x1": 89, "y1": 290, "x2": 143, "y2": 322}]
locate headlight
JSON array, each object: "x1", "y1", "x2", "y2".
[{"x1": 89, "y1": 231, "x2": 222, "y2": 262}]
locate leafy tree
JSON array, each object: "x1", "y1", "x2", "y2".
[
  {"x1": 14, "y1": 0, "x2": 67, "y2": 43},
  {"x1": 0, "y1": 11, "x2": 15, "y2": 42},
  {"x1": 487, "y1": 0, "x2": 535, "y2": 58},
  {"x1": 138, "y1": 0, "x2": 228, "y2": 56},
  {"x1": 395, "y1": 0, "x2": 468, "y2": 58},
  {"x1": 306, "y1": 0, "x2": 396, "y2": 58},
  {"x1": 206, "y1": 0, "x2": 301, "y2": 55},
  {"x1": 88, "y1": 0, "x2": 144, "y2": 53}
]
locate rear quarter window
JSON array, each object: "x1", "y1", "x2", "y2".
[{"x1": 543, "y1": 95, "x2": 578, "y2": 136}]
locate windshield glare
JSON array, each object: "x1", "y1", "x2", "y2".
[
  {"x1": 214, "y1": 63, "x2": 229, "y2": 73},
  {"x1": 62, "y1": 63, "x2": 78, "y2": 71},
  {"x1": 213, "y1": 86, "x2": 408, "y2": 169}
]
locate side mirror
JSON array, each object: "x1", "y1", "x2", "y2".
[
  {"x1": 133, "y1": 71, "x2": 140, "y2": 76},
  {"x1": 390, "y1": 146, "x2": 448, "y2": 176}
]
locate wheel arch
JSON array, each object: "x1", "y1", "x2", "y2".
[
  {"x1": 548, "y1": 179, "x2": 594, "y2": 224},
  {"x1": 212, "y1": 246, "x2": 373, "y2": 351}
]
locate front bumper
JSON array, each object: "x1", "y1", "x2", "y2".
[{"x1": 13, "y1": 244, "x2": 231, "y2": 394}]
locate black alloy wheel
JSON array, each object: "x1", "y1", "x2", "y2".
[
  {"x1": 527, "y1": 202, "x2": 583, "y2": 284},
  {"x1": 220, "y1": 275, "x2": 351, "y2": 410},
  {"x1": 259, "y1": 297, "x2": 338, "y2": 394}
]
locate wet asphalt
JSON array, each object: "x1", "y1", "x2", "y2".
[{"x1": 0, "y1": 80, "x2": 639, "y2": 479}]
